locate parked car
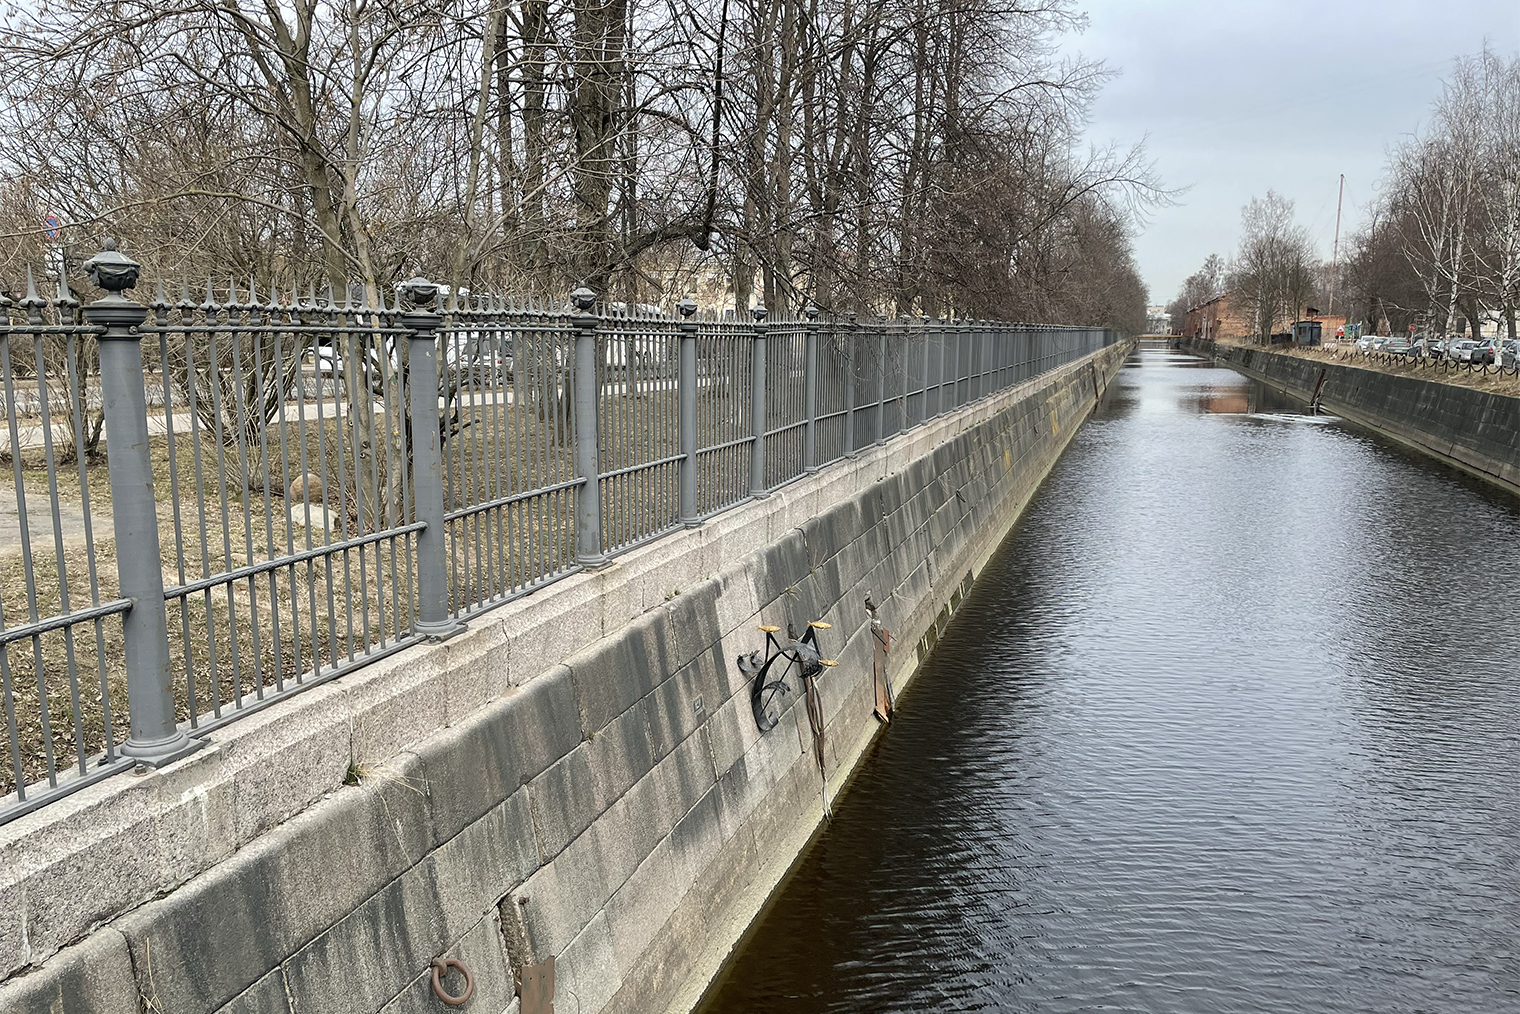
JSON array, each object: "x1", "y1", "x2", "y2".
[
  {"x1": 1356, "y1": 334, "x2": 1383, "y2": 352},
  {"x1": 1408, "y1": 338, "x2": 1431, "y2": 357},
  {"x1": 1448, "y1": 339, "x2": 1478, "y2": 362},
  {"x1": 304, "y1": 341, "x2": 398, "y2": 378},
  {"x1": 1501, "y1": 338, "x2": 1520, "y2": 369},
  {"x1": 1470, "y1": 338, "x2": 1498, "y2": 365},
  {"x1": 1429, "y1": 338, "x2": 1447, "y2": 358},
  {"x1": 444, "y1": 333, "x2": 515, "y2": 384},
  {"x1": 1382, "y1": 339, "x2": 1412, "y2": 355}
]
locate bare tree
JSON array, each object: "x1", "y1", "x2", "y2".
[
  {"x1": 1, "y1": 0, "x2": 1156, "y2": 329},
  {"x1": 1230, "y1": 191, "x2": 1317, "y2": 341}
]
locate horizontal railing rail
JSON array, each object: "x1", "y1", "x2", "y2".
[{"x1": 0, "y1": 243, "x2": 1119, "y2": 824}]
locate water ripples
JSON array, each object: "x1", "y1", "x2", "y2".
[{"x1": 699, "y1": 351, "x2": 1520, "y2": 1013}]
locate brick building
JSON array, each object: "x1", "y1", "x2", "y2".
[
  {"x1": 1184, "y1": 291, "x2": 1349, "y2": 343},
  {"x1": 1183, "y1": 292, "x2": 1252, "y2": 341}
]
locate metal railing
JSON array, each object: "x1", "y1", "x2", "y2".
[{"x1": 0, "y1": 241, "x2": 1118, "y2": 824}]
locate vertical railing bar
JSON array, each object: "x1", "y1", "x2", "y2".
[
  {"x1": 226, "y1": 304, "x2": 268, "y2": 700},
  {"x1": 204, "y1": 292, "x2": 242, "y2": 710},
  {"x1": 381, "y1": 301, "x2": 400, "y2": 639},
  {"x1": 31, "y1": 300, "x2": 88, "y2": 774},
  {"x1": 344, "y1": 309, "x2": 373, "y2": 658},
  {"x1": 185, "y1": 289, "x2": 221, "y2": 711},
  {"x1": 361, "y1": 307, "x2": 386, "y2": 648},
  {"x1": 3, "y1": 290, "x2": 55, "y2": 786},
  {"x1": 0, "y1": 300, "x2": 27, "y2": 797},
  {"x1": 316, "y1": 295, "x2": 342, "y2": 671},
  {"x1": 292, "y1": 293, "x2": 326, "y2": 680},
  {"x1": 328, "y1": 303, "x2": 354, "y2": 665},
  {"x1": 270, "y1": 299, "x2": 303, "y2": 692},
  {"x1": 252, "y1": 292, "x2": 286, "y2": 685}
]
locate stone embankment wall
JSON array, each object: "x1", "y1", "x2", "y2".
[
  {"x1": 2, "y1": 340, "x2": 1132, "y2": 1014},
  {"x1": 1180, "y1": 338, "x2": 1520, "y2": 495}
]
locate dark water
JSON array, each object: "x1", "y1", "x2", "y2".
[{"x1": 699, "y1": 350, "x2": 1520, "y2": 1014}]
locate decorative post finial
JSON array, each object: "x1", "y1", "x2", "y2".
[
  {"x1": 569, "y1": 286, "x2": 596, "y2": 313},
  {"x1": 398, "y1": 276, "x2": 440, "y2": 308},
  {"x1": 81, "y1": 238, "x2": 141, "y2": 297},
  {"x1": 677, "y1": 297, "x2": 698, "y2": 319},
  {"x1": 751, "y1": 303, "x2": 768, "y2": 323}
]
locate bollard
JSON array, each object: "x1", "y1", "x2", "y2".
[
  {"x1": 748, "y1": 304, "x2": 769, "y2": 498},
  {"x1": 400, "y1": 277, "x2": 465, "y2": 640},
  {"x1": 570, "y1": 288, "x2": 608, "y2": 568},
  {"x1": 82, "y1": 241, "x2": 201, "y2": 767},
  {"x1": 677, "y1": 298, "x2": 701, "y2": 526},
  {"x1": 803, "y1": 304, "x2": 819, "y2": 472}
]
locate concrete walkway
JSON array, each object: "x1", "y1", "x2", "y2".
[{"x1": 0, "y1": 485, "x2": 110, "y2": 557}]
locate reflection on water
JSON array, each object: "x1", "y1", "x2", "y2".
[{"x1": 698, "y1": 349, "x2": 1520, "y2": 1014}]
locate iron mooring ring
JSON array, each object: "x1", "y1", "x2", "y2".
[{"x1": 430, "y1": 957, "x2": 474, "y2": 1006}]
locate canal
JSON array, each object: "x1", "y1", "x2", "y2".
[{"x1": 698, "y1": 349, "x2": 1520, "y2": 1013}]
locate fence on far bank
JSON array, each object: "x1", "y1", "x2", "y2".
[{"x1": 0, "y1": 242, "x2": 1118, "y2": 823}]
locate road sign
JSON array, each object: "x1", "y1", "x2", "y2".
[
  {"x1": 1408, "y1": 323, "x2": 1416, "y2": 333},
  {"x1": 42, "y1": 213, "x2": 61, "y2": 240}
]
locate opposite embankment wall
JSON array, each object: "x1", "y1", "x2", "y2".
[
  {"x1": 1, "y1": 340, "x2": 1133, "y2": 1014},
  {"x1": 1179, "y1": 338, "x2": 1520, "y2": 495}
]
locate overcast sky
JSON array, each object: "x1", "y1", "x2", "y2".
[{"x1": 1057, "y1": 0, "x2": 1520, "y2": 305}]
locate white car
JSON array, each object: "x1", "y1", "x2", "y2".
[
  {"x1": 1448, "y1": 339, "x2": 1478, "y2": 362},
  {"x1": 304, "y1": 342, "x2": 397, "y2": 377},
  {"x1": 444, "y1": 332, "x2": 515, "y2": 383}
]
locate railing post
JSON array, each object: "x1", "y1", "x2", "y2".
[
  {"x1": 677, "y1": 298, "x2": 701, "y2": 526},
  {"x1": 748, "y1": 304, "x2": 769, "y2": 498},
  {"x1": 897, "y1": 315, "x2": 910, "y2": 435},
  {"x1": 81, "y1": 241, "x2": 200, "y2": 768},
  {"x1": 874, "y1": 314, "x2": 886, "y2": 446},
  {"x1": 960, "y1": 318, "x2": 972, "y2": 405},
  {"x1": 993, "y1": 324, "x2": 1004, "y2": 390},
  {"x1": 570, "y1": 287, "x2": 608, "y2": 568},
  {"x1": 803, "y1": 303, "x2": 820, "y2": 473},
  {"x1": 976, "y1": 321, "x2": 988, "y2": 399},
  {"x1": 935, "y1": 318, "x2": 948, "y2": 416},
  {"x1": 921, "y1": 315, "x2": 932, "y2": 422},
  {"x1": 999, "y1": 325, "x2": 1010, "y2": 390},
  {"x1": 400, "y1": 277, "x2": 465, "y2": 641},
  {"x1": 844, "y1": 311, "x2": 858, "y2": 457}
]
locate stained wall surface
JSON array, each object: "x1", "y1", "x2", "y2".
[{"x1": 0, "y1": 341, "x2": 1132, "y2": 1014}]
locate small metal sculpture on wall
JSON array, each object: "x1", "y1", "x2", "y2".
[
  {"x1": 740, "y1": 619, "x2": 838, "y2": 815},
  {"x1": 740, "y1": 620, "x2": 836, "y2": 733}
]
